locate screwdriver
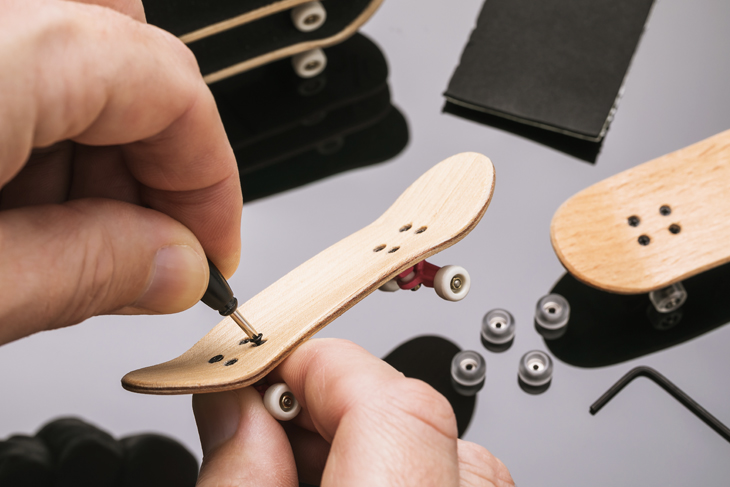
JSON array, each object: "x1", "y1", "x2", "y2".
[{"x1": 201, "y1": 259, "x2": 264, "y2": 346}]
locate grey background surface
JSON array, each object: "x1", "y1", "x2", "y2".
[{"x1": 2, "y1": 0, "x2": 730, "y2": 485}]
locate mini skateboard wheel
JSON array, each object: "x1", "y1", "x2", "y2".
[
  {"x1": 263, "y1": 383, "x2": 301, "y2": 421},
  {"x1": 450, "y1": 350, "x2": 486, "y2": 396},
  {"x1": 518, "y1": 350, "x2": 553, "y2": 387},
  {"x1": 649, "y1": 282, "x2": 687, "y2": 313},
  {"x1": 378, "y1": 279, "x2": 400, "y2": 292},
  {"x1": 292, "y1": 48, "x2": 327, "y2": 78},
  {"x1": 535, "y1": 294, "x2": 570, "y2": 331},
  {"x1": 434, "y1": 265, "x2": 471, "y2": 301},
  {"x1": 481, "y1": 309, "x2": 515, "y2": 346},
  {"x1": 291, "y1": 1, "x2": 327, "y2": 32}
]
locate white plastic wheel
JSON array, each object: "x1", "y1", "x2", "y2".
[
  {"x1": 433, "y1": 265, "x2": 471, "y2": 301},
  {"x1": 291, "y1": 48, "x2": 327, "y2": 78},
  {"x1": 378, "y1": 279, "x2": 400, "y2": 292},
  {"x1": 263, "y1": 383, "x2": 301, "y2": 421},
  {"x1": 291, "y1": 1, "x2": 327, "y2": 32}
]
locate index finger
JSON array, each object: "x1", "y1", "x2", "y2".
[
  {"x1": 0, "y1": 0, "x2": 241, "y2": 274},
  {"x1": 269, "y1": 338, "x2": 460, "y2": 486}
]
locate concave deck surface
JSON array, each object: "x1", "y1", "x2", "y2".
[
  {"x1": 123, "y1": 153, "x2": 495, "y2": 394},
  {"x1": 551, "y1": 129, "x2": 730, "y2": 294}
]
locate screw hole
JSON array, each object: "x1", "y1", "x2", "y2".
[
  {"x1": 638, "y1": 235, "x2": 651, "y2": 246},
  {"x1": 669, "y1": 224, "x2": 681, "y2": 234},
  {"x1": 373, "y1": 244, "x2": 386, "y2": 252},
  {"x1": 388, "y1": 246, "x2": 400, "y2": 253},
  {"x1": 224, "y1": 359, "x2": 238, "y2": 366},
  {"x1": 533, "y1": 364, "x2": 539, "y2": 370},
  {"x1": 628, "y1": 215, "x2": 640, "y2": 227},
  {"x1": 660, "y1": 205, "x2": 671, "y2": 216},
  {"x1": 399, "y1": 224, "x2": 412, "y2": 232},
  {"x1": 209, "y1": 355, "x2": 224, "y2": 364},
  {"x1": 415, "y1": 226, "x2": 428, "y2": 234}
]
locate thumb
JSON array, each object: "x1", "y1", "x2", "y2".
[
  {"x1": 0, "y1": 198, "x2": 208, "y2": 345},
  {"x1": 193, "y1": 388, "x2": 298, "y2": 487}
]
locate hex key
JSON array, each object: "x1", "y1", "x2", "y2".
[{"x1": 590, "y1": 366, "x2": 730, "y2": 443}]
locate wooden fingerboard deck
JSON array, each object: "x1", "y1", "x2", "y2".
[
  {"x1": 123, "y1": 153, "x2": 495, "y2": 394},
  {"x1": 551, "y1": 129, "x2": 730, "y2": 294}
]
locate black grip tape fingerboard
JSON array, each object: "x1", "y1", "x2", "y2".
[{"x1": 445, "y1": 0, "x2": 655, "y2": 142}]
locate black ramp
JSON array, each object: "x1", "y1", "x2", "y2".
[{"x1": 445, "y1": 0, "x2": 655, "y2": 141}]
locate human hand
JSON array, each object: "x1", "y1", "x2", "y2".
[
  {"x1": 193, "y1": 339, "x2": 515, "y2": 486},
  {"x1": 0, "y1": 0, "x2": 241, "y2": 345}
]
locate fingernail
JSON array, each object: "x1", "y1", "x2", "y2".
[
  {"x1": 135, "y1": 245, "x2": 207, "y2": 313},
  {"x1": 193, "y1": 391, "x2": 240, "y2": 455}
]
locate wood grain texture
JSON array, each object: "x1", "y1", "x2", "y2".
[
  {"x1": 123, "y1": 153, "x2": 495, "y2": 394},
  {"x1": 551, "y1": 129, "x2": 730, "y2": 294},
  {"x1": 203, "y1": 0, "x2": 384, "y2": 84}
]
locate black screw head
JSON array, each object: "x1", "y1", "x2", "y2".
[
  {"x1": 669, "y1": 224, "x2": 681, "y2": 234},
  {"x1": 628, "y1": 216, "x2": 640, "y2": 227},
  {"x1": 209, "y1": 355, "x2": 224, "y2": 363},
  {"x1": 660, "y1": 205, "x2": 671, "y2": 216},
  {"x1": 638, "y1": 235, "x2": 651, "y2": 246}
]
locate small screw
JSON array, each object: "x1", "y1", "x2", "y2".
[
  {"x1": 451, "y1": 276, "x2": 463, "y2": 291},
  {"x1": 638, "y1": 235, "x2": 651, "y2": 246},
  {"x1": 280, "y1": 392, "x2": 295, "y2": 412},
  {"x1": 209, "y1": 355, "x2": 224, "y2": 364},
  {"x1": 304, "y1": 14, "x2": 320, "y2": 25},
  {"x1": 628, "y1": 216, "x2": 640, "y2": 227},
  {"x1": 669, "y1": 224, "x2": 681, "y2": 234},
  {"x1": 411, "y1": 284, "x2": 422, "y2": 292},
  {"x1": 660, "y1": 205, "x2": 671, "y2": 216}
]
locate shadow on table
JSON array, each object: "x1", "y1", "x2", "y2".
[{"x1": 544, "y1": 262, "x2": 730, "y2": 367}]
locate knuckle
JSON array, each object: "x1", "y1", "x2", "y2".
[
  {"x1": 156, "y1": 28, "x2": 202, "y2": 77},
  {"x1": 57, "y1": 205, "x2": 118, "y2": 323},
  {"x1": 382, "y1": 377, "x2": 457, "y2": 438},
  {"x1": 458, "y1": 440, "x2": 515, "y2": 487}
]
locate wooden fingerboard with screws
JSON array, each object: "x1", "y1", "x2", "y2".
[
  {"x1": 551, "y1": 129, "x2": 730, "y2": 294},
  {"x1": 123, "y1": 153, "x2": 495, "y2": 394}
]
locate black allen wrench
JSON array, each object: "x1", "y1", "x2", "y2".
[{"x1": 590, "y1": 366, "x2": 730, "y2": 443}]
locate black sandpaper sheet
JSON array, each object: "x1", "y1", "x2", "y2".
[{"x1": 445, "y1": 0, "x2": 655, "y2": 141}]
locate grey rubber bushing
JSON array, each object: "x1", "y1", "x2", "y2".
[
  {"x1": 518, "y1": 350, "x2": 553, "y2": 387},
  {"x1": 481, "y1": 309, "x2": 516, "y2": 345},
  {"x1": 535, "y1": 294, "x2": 570, "y2": 330},
  {"x1": 450, "y1": 350, "x2": 486, "y2": 396}
]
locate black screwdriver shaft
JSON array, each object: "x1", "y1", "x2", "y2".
[{"x1": 201, "y1": 259, "x2": 263, "y2": 345}]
